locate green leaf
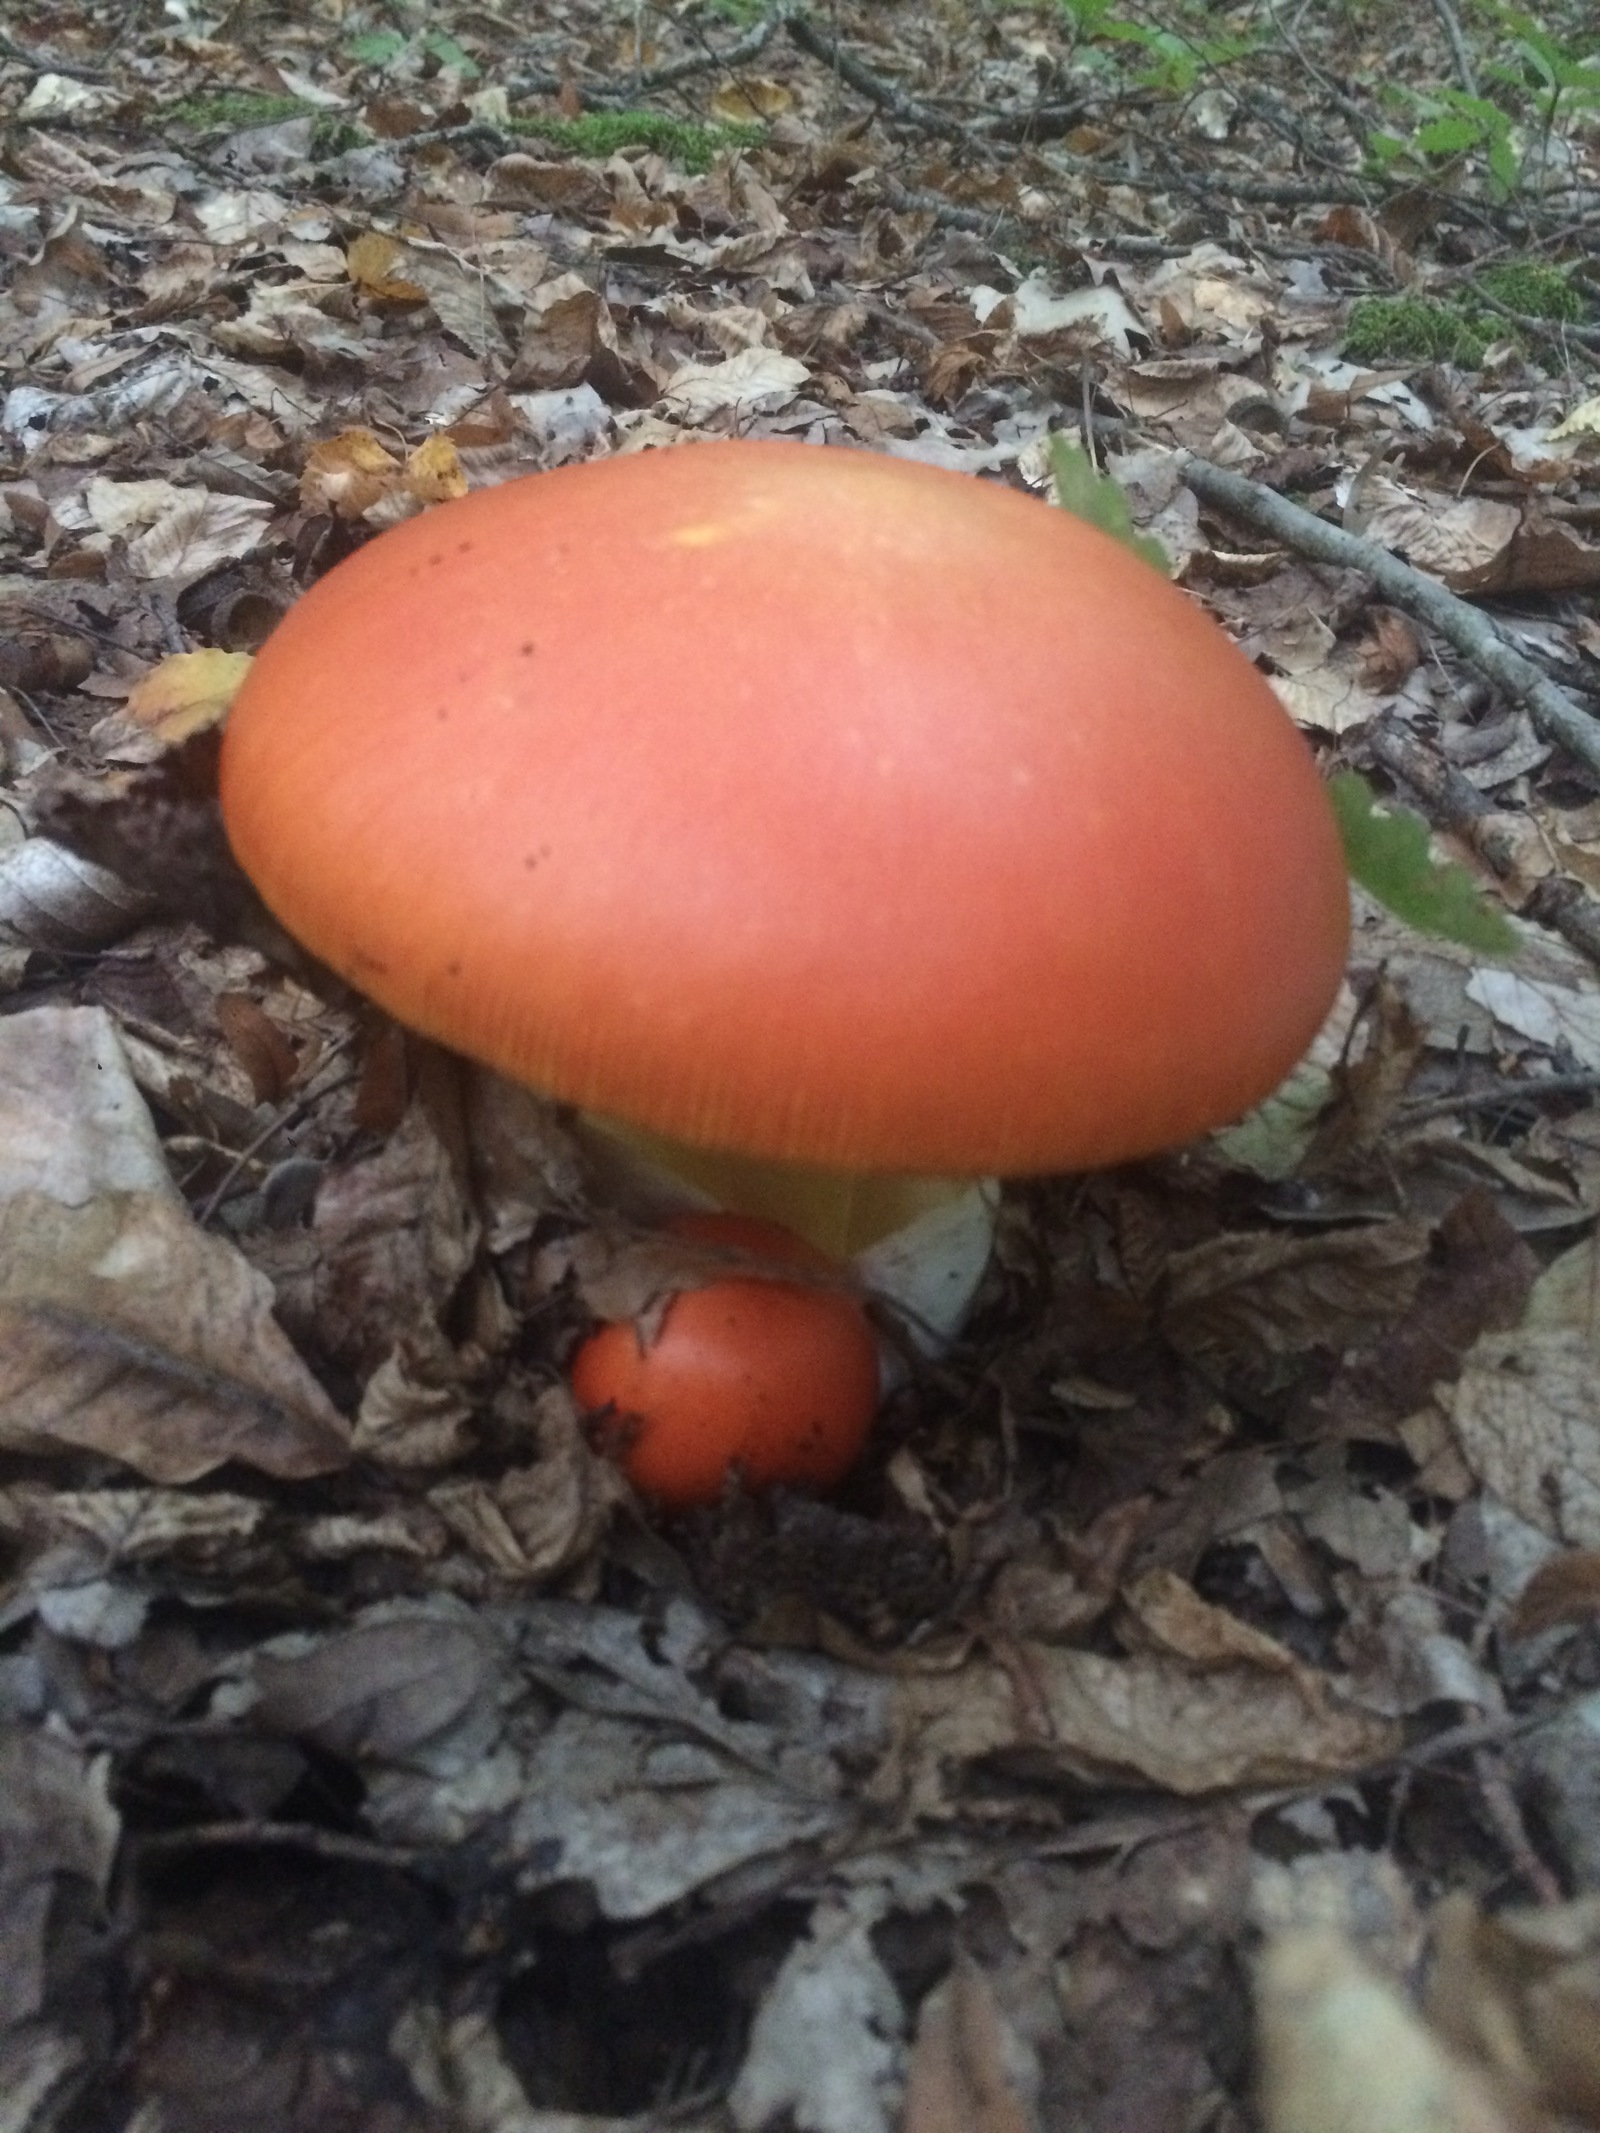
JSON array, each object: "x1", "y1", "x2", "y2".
[
  {"x1": 1414, "y1": 113, "x2": 1486, "y2": 154},
  {"x1": 1330, "y1": 772, "x2": 1517, "y2": 955},
  {"x1": 421, "y1": 28, "x2": 480, "y2": 75},
  {"x1": 346, "y1": 29, "x2": 405, "y2": 63},
  {"x1": 1048, "y1": 438, "x2": 1170, "y2": 575}
]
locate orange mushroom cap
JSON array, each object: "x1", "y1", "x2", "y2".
[{"x1": 220, "y1": 440, "x2": 1349, "y2": 1175}]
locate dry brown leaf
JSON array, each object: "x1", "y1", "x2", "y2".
[
  {"x1": 509, "y1": 274, "x2": 609, "y2": 390},
  {"x1": 1304, "y1": 972, "x2": 1427, "y2": 1169},
  {"x1": 300, "y1": 427, "x2": 403, "y2": 517},
  {"x1": 711, "y1": 75, "x2": 793, "y2": 121},
  {"x1": 300, "y1": 1085, "x2": 480, "y2": 1381},
  {"x1": 214, "y1": 990, "x2": 299, "y2": 1104},
  {"x1": 903, "y1": 1953, "x2": 1035, "y2": 2133},
  {"x1": 404, "y1": 433, "x2": 467, "y2": 505},
  {"x1": 1359, "y1": 608, "x2": 1424, "y2": 689},
  {"x1": 1506, "y1": 1550, "x2": 1600, "y2": 1639},
  {"x1": 430, "y1": 1418, "x2": 626, "y2": 1582},
  {"x1": 1312, "y1": 1192, "x2": 1535, "y2": 1443},
  {"x1": 344, "y1": 229, "x2": 427, "y2": 301},
  {"x1": 893, "y1": 1643, "x2": 1399, "y2": 1808},
  {"x1": 485, "y1": 154, "x2": 611, "y2": 214},
  {"x1": 1162, "y1": 1219, "x2": 1431, "y2": 1399},
  {"x1": 0, "y1": 1194, "x2": 349, "y2": 1482},
  {"x1": 1453, "y1": 515, "x2": 1600, "y2": 597},
  {"x1": 1348, "y1": 473, "x2": 1520, "y2": 588},
  {"x1": 1121, "y1": 1567, "x2": 1311, "y2": 1684},
  {"x1": 1427, "y1": 1893, "x2": 1600, "y2": 2124}
]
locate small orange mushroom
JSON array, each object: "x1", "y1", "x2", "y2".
[{"x1": 571, "y1": 1213, "x2": 879, "y2": 1507}]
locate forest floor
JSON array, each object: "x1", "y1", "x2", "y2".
[{"x1": 3, "y1": 1, "x2": 1600, "y2": 2128}]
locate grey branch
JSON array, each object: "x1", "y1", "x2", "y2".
[
  {"x1": 1174, "y1": 453, "x2": 1600, "y2": 781},
  {"x1": 1429, "y1": 0, "x2": 1480, "y2": 96}
]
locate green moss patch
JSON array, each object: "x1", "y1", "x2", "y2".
[
  {"x1": 167, "y1": 91, "x2": 315, "y2": 132},
  {"x1": 1345, "y1": 264, "x2": 1591, "y2": 367},
  {"x1": 506, "y1": 111, "x2": 762, "y2": 172}
]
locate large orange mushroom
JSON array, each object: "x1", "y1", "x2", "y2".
[{"x1": 220, "y1": 439, "x2": 1351, "y2": 1498}]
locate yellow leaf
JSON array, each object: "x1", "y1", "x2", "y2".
[
  {"x1": 301, "y1": 428, "x2": 403, "y2": 518},
  {"x1": 405, "y1": 434, "x2": 469, "y2": 504},
  {"x1": 710, "y1": 74, "x2": 792, "y2": 120},
  {"x1": 1549, "y1": 394, "x2": 1600, "y2": 441},
  {"x1": 125, "y1": 650, "x2": 253, "y2": 743}
]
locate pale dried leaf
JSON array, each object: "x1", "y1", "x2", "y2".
[
  {"x1": 660, "y1": 347, "x2": 811, "y2": 423},
  {"x1": 1550, "y1": 394, "x2": 1600, "y2": 442},
  {"x1": 0, "y1": 1195, "x2": 350, "y2": 1481},
  {"x1": 1121, "y1": 1567, "x2": 1310, "y2": 1679},
  {"x1": 124, "y1": 648, "x2": 252, "y2": 742},
  {"x1": 0, "y1": 840, "x2": 153, "y2": 960},
  {"x1": 251, "y1": 1610, "x2": 498, "y2": 1763},
  {"x1": 0, "y1": 1006, "x2": 347, "y2": 1482},
  {"x1": 1349, "y1": 474, "x2": 1520, "y2": 588},
  {"x1": 894, "y1": 1645, "x2": 1399, "y2": 1805},
  {"x1": 730, "y1": 1894, "x2": 904, "y2": 2133},
  {"x1": 1271, "y1": 657, "x2": 1388, "y2": 735},
  {"x1": 1257, "y1": 1929, "x2": 1515, "y2": 2133},
  {"x1": 1448, "y1": 1327, "x2": 1600, "y2": 1545},
  {"x1": 1466, "y1": 968, "x2": 1600, "y2": 1070}
]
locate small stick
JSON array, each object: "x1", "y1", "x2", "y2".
[
  {"x1": 1175, "y1": 452, "x2": 1600, "y2": 782},
  {"x1": 1429, "y1": 0, "x2": 1480, "y2": 97}
]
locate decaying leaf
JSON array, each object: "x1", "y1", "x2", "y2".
[
  {"x1": 0, "y1": 1006, "x2": 348, "y2": 1482},
  {"x1": 892, "y1": 1643, "x2": 1400, "y2": 1807},
  {"x1": 1426, "y1": 1893, "x2": 1600, "y2": 2124},
  {"x1": 1162, "y1": 1218, "x2": 1432, "y2": 1400},
  {"x1": 903, "y1": 1954, "x2": 1036, "y2": 2133}
]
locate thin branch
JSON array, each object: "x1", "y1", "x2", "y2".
[
  {"x1": 506, "y1": 13, "x2": 777, "y2": 107},
  {"x1": 784, "y1": 12, "x2": 967, "y2": 138},
  {"x1": 628, "y1": 12, "x2": 776, "y2": 94},
  {"x1": 1429, "y1": 0, "x2": 1480, "y2": 97},
  {"x1": 1174, "y1": 452, "x2": 1600, "y2": 783}
]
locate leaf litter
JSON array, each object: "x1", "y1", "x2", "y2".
[{"x1": 2, "y1": 0, "x2": 1600, "y2": 2126}]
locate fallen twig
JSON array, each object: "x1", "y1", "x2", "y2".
[
  {"x1": 785, "y1": 12, "x2": 963, "y2": 136},
  {"x1": 504, "y1": 13, "x2": 777, "y2": 107},
  {"x1": 1175, "y1": 452, "x2": 1600, "y2": 782},
  {"x1": 1428, "y1": 0, "x2": 1480, "y2": 97}
]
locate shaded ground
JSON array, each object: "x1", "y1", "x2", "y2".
[{"x1": 3, "y1": 2, "x2": 1600, "y2": 2128}]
